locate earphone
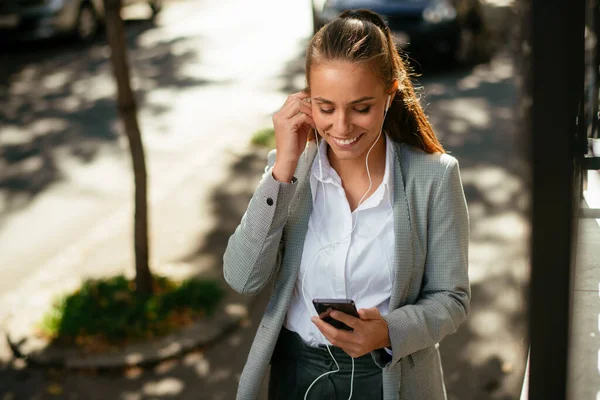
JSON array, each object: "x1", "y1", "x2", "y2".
[{"x1": 300, "y1": 94, "x2": 392, "y2": 400}]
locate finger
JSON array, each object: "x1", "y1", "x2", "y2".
[
  {"x1": 277, "y1": 92, "x2": 309, "y2": 116},
  {"x1": 281, "y1": 99, "x2": 313, "y2": 119},
  {"x1": 329, "y1": 311, "x2": 360, "y2": 330},
  {"x1": 311, "y1": 317, "x2": 332, "y2": 339},
  {"x1": 290, "y1": 112, "x2": 315, "y2": 130},
  {"x1": 298, "y1": 101, "x2": 313, "y2": 116},
  {"x1": 311, "y1": 317, "x2": 354, "y2": 346},
  {"x1": 358, "y1": 307, "x2": 382, "y2": 320},
  {"x1": 290, "y1": 91, "x2": 310, "y2": 101}
]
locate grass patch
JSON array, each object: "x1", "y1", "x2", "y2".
[
  {"x1": 39, "y1": 275, "x2": 225, "y2": 352},
  {"x1": 250, "y1": 127, "x2": 275, "y2": 149}
]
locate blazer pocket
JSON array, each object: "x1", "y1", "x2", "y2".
[{"x1": 407, "y1": 345, "x2": 436, "y2": 368}]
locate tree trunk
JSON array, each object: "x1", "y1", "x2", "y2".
[{"x1": 103, "y1": 0, "x2": 153, "y2": 296}]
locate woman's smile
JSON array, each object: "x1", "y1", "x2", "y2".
[
  {"x1": 330, "y1": 132, "x2": 365, "y2": 148},
  {"x1": 310, "y1": 60, "x2": 388, "y2": 164}
]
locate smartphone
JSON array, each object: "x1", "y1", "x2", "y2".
[{"x1": 312, "y1": 298, "x2": 360, "y2": 331}]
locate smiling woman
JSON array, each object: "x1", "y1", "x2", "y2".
[{"x1": 223, "y1": 8, "x2": 469, "y2": 400}]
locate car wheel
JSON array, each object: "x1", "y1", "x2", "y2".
[
  {"x1": 149, "y1": 0, "x2": 162, "y2": 17},
  {"x1": 75, "y1": 3, "x2": 99, "y2": 42}
]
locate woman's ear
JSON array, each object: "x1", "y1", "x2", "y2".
[{"x1": 388, "y1": 80, "x2": 400, "y2": 102}]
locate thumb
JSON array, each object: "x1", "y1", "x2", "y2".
[{"x1": 358, "y1": 307, "x2": 382, "y2": 320}]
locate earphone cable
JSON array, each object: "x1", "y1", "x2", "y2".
[{"x1": 300, "y1": 102, "x2": 389, "y2": 400}]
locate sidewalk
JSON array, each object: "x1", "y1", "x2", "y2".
[
  {"x1": 0, "y1": 0, "x2": 311, "y2": 363},
  {"x1": 567, "y1": 169, "x2": 600, "y2": 399},
  {"x1": 0, "y1": 1, "x2": 526, "y2": 399}
]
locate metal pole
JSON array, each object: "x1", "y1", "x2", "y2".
[
  {"x1": 594, "y1": 0, "x2": 600, "y2": 139},
  {"x1": 528, "y1": 0, "x2": 584, "y2": 399}
]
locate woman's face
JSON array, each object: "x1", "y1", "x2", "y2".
[{"x1": 309, "y1": 60, "x2": 389, "y2": 163}]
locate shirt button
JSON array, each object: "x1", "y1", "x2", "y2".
[{"x1": 266, "y1": 198, "x2": 274, "y2": 206}]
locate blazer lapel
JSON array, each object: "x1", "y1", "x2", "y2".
[
  {"x1": 281, "y1": 143, "x2": 317, "y2": 281},
  {"x1": 389, "y1": 142, "x2": 415, "y2": 309}
]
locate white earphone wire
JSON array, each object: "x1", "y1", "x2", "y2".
[{"x1": 301, "y1": 95, "x2": 391, "y2": 399}]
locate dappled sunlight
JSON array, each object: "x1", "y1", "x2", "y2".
[
  {"x1": 457, "y1": 59, "x2": 514, "y2": 89},
  {"x1": 438, "y1": 98, "x2": 492, "y2": 129},
  {"x1": 469, "y1": 239, "x2": 528, "y2": 285},
  {"x1": 0, "y1": 0, "x2": 527, "y2": 399},
  {"x1": 418, "y1": 51, "x2": 529, "y2": 399},
  {"x1": 142, "y1": 377, "x2": 184, "y2": 396},
  {"x1": 225, "y1": 304, "x2": 249, "y2": 319},
  {"x1": 470, "y1": 309, "x2": 506, "y2": 336},
  {"x1": 473, "y1": 211, "x2": 528, "y2": 241},
  {"x1": 0, "y1": 11, "x2": 216, "y2": 220},
  {"x1": 72, "y1": 74, "x2": 116, "y2": 103},
  {"x1": 461, "y1": 166, "x2": 525, "y2": 208},
  {"x1": 206, "y1": 368, "x2": 233, "y2": 383},
  {"x1": 121, "y1": 392, "x2": 143, "y2": 400},
  {"x1": 186, "y1": 353, "x2": 211, "y2": 377},
  {"x1": 483, "y1": 0, "x2": 515, "y2": 7},
  {"x1": 226, "y1": 333, "x2": 245, "y2": 348},
  {"x1": 125, "y1": 353, "x2": 144, "y2": 365}
]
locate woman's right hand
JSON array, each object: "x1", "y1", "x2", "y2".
[{"x1": 271, "y1": 91, "x2": 314, "y2": 183}]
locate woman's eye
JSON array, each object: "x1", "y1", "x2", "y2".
[{"x1": 318, "y1": 106, "x2": 370, "y2": 114}]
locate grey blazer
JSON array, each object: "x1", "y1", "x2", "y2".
[{"x1": 223, "y1": 139, "x2": 470, "y2": 400}]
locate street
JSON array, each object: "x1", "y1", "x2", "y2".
[{"x1": 0, "y1": 0, "x2": 527, "y2": 399}]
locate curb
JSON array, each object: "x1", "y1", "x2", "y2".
[{"x1": 4, "y1": 287, "x2": 254, "y2": 370}]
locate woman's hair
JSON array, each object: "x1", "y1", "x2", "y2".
[{"x1": 305, "y1": 9, "x2": 445, "y2": 154}]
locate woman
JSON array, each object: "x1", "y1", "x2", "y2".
[{"x1": 223, "y1": 9, "x2": 469, "y2": 400}]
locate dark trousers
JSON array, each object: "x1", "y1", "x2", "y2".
[{"x1": 269, "y1": 327, "x2": 383, "y2": 400}]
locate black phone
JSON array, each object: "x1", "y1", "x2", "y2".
[{"x1": 312, "y1": 298, "x2": 360, "y2": 331}]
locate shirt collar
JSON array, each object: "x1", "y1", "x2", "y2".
[
  {"x1": 310, "y1": 135, "x2": 395, "y2": 208},
  {"x1": 312, "y1": 137, "x2": 341, "y2": 186}
]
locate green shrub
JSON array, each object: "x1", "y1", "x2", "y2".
[
  {"x1": 250, "y1": 128, "x2": 275, "y2": 148},
  {"x1": 39, "y1": 275, "x2": 225, "y2": 347}
]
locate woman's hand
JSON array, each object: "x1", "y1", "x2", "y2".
[
  {"x1": 271, "y1": 91, "x2": 314, "y2": 182},
  {"x1": 311, "y1": 307, "x2": 391, "y2": 358}
]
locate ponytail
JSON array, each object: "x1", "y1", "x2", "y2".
[{"x1": 308, "y1": 9, "x2": 445, "y2": 154}]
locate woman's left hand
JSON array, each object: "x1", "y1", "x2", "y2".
[{"x1": 311, "y1": 307, "x2": 391, "y2": 358}]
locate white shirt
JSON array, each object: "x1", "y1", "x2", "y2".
[{"x1": 285, "y1": 136, "x2": 396, "y2": 347}]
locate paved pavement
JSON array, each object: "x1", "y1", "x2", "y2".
[
  {"x1": 0, "y1": 1, "x2": 528, "y2": 399},
  {"x1": 0, "y1": 0, "x2": 310, "y2": 298},
  {"x1": 567, "y1": 171, "x2": 600, "y2": 400}
]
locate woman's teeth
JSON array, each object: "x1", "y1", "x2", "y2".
[{"x1": 333, "y1": 135, "x2": 361, "y2": 146}]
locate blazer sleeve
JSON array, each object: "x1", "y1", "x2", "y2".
[
  {"x1": 223, "y1": 150, "x2": 298, "y2": 296},
  {"x1": 382, "y1": 157, "x2": 470, "y2": 367}
]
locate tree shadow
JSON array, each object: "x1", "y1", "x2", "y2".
[
  {"x1": 0, "y1": 141, "x2": 272, "y2": 399},
  {"x1": 179, "y1": 149, "x2": 270, "y2": 276},
  {"x1": 0, "y1": 5, "x2": 529, "y2": 399},
  {"x1": 417, "y1": 56, "x2": 530, "y2": 399},
  {"x1": 0, "y1": 15, "x2": 216, "y2": 224}
]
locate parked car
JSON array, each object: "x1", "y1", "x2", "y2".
[
  {"x1": 0, "y1": 0, "x2": 162, "y2": 42},
  {"x1": 313, "y1": 0, "x2": 486, "y2": 65}
]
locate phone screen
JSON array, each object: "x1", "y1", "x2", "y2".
[{"x1": 312, "y1": 299, "x2": 359, "y2": 331}]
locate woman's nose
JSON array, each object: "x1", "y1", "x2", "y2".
[{"x1": 333, "y1": 110, "x2": 352, "y2": 135}]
